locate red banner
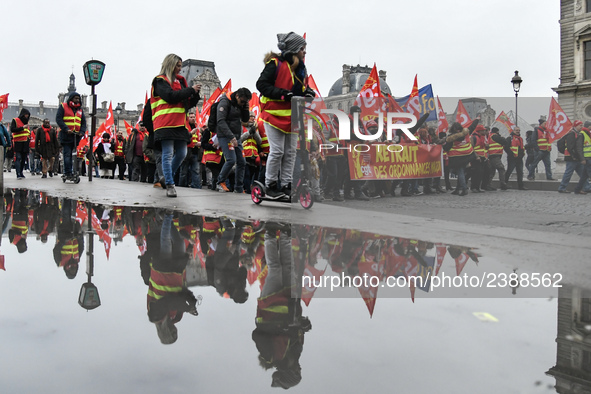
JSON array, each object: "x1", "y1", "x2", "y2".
[
  {"x1": 546, "y1": 97, "x2": 573, "y2": 142},
  {"x1": 348, "y1": 144, "x2": 443, "y2": 180}
]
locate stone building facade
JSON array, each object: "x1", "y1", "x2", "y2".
[
  {"x1": 555, "y1": 0, "x2": 591, "y2": 120},
  {"x1": 547, "y1": 285, "x2": 591, "y2": 393}
]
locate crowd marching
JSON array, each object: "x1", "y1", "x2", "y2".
[{"x1": 2, "y1": 32, "x2": 590, "y2": 199}]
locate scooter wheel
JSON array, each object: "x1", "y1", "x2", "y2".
[
  {"x1": 74, "y1": 176, "x2": 81, "y2": 184},
  {"x1": 299, "y1": 186, "x2": 314, "y2": 209},
  {"x1": 251, "y1": 184, "x2": 263, "y2": 205}
]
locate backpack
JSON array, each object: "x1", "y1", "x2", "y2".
[
  {"x1": 207, "y1": 99, "x2": 229, "y2": 132},
  {"x1": 557, "y1": 132, "x2": 569, "y2": 154}
]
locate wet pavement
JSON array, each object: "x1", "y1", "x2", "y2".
[{"x1": 0, "y1": 184, "x2": 588, "y2": 393}]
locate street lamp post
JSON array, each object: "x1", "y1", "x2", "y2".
[
  {"x1": 82, "y1": 60, "x2": 106, "y2": 182},
  {"x1": 115, "y1": 103, "x2": 122, "y2": 134},
  {"x1": 511, "y1": 71, "x2": 523, "y2": 127}
]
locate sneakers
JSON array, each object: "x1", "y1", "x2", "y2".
[
  {"x1": 354, "y1": 191, "x2": 370, "y2": 201},
  {"x1": 265, "y1": 182, "x2": 285, "y2": 198},
  {"x1": 557, "y1": 189, "x2": 571, "y2": 194},
  {"x1": 281, "y1": 183, "x2": 292, "y2": 197},
  {"x1": 41, "y1": 174, "x2": 47, "y2": 179},
  {"x1": 48, "y1": 172, "x2": 53, "y2": 177},
  {"x1": 217, "y1": 181, "x2": 231, "y2": 192},
  {"x1": 166, "y1": 185, "x2": 177, "y2": 197}
]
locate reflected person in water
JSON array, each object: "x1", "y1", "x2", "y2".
[
  {"x1": 252, "y1": 224, "x2": 311, "y2": 390},
  {"x1": 53, "y1": 199, "x2": 83, "y2": 279},
  {"x1": 206, "y1": 218, "x2": 249, "y2": 303},
  {"x1": 147, "y1": 212, "x2": 199, "y2": 345},
  {"x1": 8, "y1": 190, "x2": 30, "y2": 254}
]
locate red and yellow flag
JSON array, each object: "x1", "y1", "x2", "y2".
[
  {"x1": 455, "y1": 100, "x2": 472, "y2": 128},
  {"x1": 546, "y1": 97, "x2": 573, "y2": 142}
]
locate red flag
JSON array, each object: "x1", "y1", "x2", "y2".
[
  {"x1": 495, "y1": 111, "x2": 515, "y2": 134},
  {"x1": 0, "y1": 93, "x2": 9, "y2": 122},
  {"x1": 455, "y1": 100, "x2": 472, "y2": 127},
  {"x1": 356, "y1": 240, "x2": 383, "y2": 316},
  {"x1": 91, "y1": 210, "x2": 112, "y2": 260},
  {"x1": 77, "y1": 135, "x2": 88, "y2": 152},
  {"x1": 434, "y1": 243, "x2": 447, "y2": 276},
  {"x1": 0, "y1": 254, "x2": 4, "y2": 271},
  {"x1": 105, "y1": 102, "x2": 115, "y2": 137},
  {"x1": 455, "y1": 253, "x2": 469, "y2": 276},
  {"x1": 301, "y1": 263, "x2": 326, "y2": 306},
  {"x1": 136, "y1": 91, "x2": 148, "y2": 126},
  {"x1": 199, "y1": 87, "x2": 222, "y2": 127},
  {"x1": 220, "y1": 79, "x2": 232, "y2": 99},
  {"x1": 404, "y1": 75, "x2": 421, "y2": 120},
  {"x1": 249, "y1": 92, "x2": 260, "y2": 121},
  {"x1": 75, "y1": 202, "x2": 88, "y2": 226},
  {"x1": 546, "y1": 97, "x2": 573, "y2": 142},
  {"x1": 354, "y1": 64, "x2": 383, "y2": 126},
  {"x1": 123, "y1": 120, "x2": 133, "y2": 137},
  {"x1": 93, "y1": 123, "x2": 107, "y2": 150},
  {"x1": 436, "y1": 96, "x2": 449, "y2": 134}
]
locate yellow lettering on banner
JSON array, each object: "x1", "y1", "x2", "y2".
[
  {"x1": 376, "y1": 148, "x2": 389, "y2": 163},
  {"x1": 373, "y1": 166, "x2": 388, "y2": 179}
]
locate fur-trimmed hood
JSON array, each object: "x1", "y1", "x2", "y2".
[{"x1": 445, "y1": 128, "x2": 469, "y2": 143}]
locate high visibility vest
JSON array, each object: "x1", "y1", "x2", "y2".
[
  {"x1": 510, "y1": 135, "x2": 524, "y2": 157},
  {"x1": 60, "y1": 240, "x2": 80, "y2": 265},
  {"x1": 257, "y1": 120, "x2": 270, "y2": 154},
  {"x1": 260, "y1": 58, "x2": 304, "y2": 134},
  {"x1": 488, "y1": 134, "x2": 504, "y2": 155},
  {"x1": 536, "y1": 127, "x2": 551, "y2": 151},
  {"x1": 472, "y1": 133, "x2": 487, "y2": 158},
  {"x1": 150, "y1": 75, "x2": 187, "y2": 132},
  {"x1": 187, "y1": 131, "x2": 199, "y2": 149},
  {"x1": 242, "y1": 128, "x2": 259, "y2": 159},
  {"x1": 448, "y1": 134, "x2": 474, "y2": 157},
  {"x1": 11, "y1": 220, "x2": 28, "y2": 238},
  {"x1": 61, "y1": 102, "x2": 83, "y2": 132},
  {"x1": 583, "y1": 131, "x2": 591, "y2": 158},
  {"x1": 114, "y1": 140, "x2": 125, "y2": 157},
  {"x1": 12, "y1": 118, "x2": 30, "y2": 142},
  {"x1": 147, "y1": 268, "x2": 185, "y2": 302},
  {"x1": 202, "y1": 136, "x2": 222, "y2": 164}
]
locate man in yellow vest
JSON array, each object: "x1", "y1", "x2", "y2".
[
  {"x1": 11, "y1": 108, "x2": 30, "y2": 179},
  {"x1": 486, "y1": 127, "x2": 509, "y2": 190},
  {"x1": 56, "y1": 92, "x2": 87, "y2": 179},
  {"x1": 527, "y1": 118, "x2": 555, "y2": 181},
  {"x1": 574, "y1": 123, "x2": 591, "y2": 194}
]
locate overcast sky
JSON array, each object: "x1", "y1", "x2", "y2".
[{"x1": 2, "y1": 0, "x2": 559, "y2": 122}]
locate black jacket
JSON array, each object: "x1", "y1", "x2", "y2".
[
  {"x1": 216, "y1": 93, "x2": 250, "y2": 140},
  {"x1": 565, "y1": 130, "x2": 584, "y2": 162}
]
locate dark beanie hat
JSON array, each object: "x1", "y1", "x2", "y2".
[
  {"x1": 491, "y1": 127, "x2": 499, "y2": 133},
  {"x1": 277, "y1": 32, "x2": 306, "y2": 55},
  {"x1": 538, "y1": 118, "x2": 546, "y2": 125}
]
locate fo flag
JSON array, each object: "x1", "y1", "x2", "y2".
[
  {"x1": 546, "y1": 97, "x2": 572, "y2": 142},
  {"x1": 495, "y1": 111, "x2": 515, "y2": 134},
  {"x1": 455, "y1": 100, "x2": 472, "y2": 127},
  {"x1": 436, "y1": 96, "x2": 448, "y2": 134}
]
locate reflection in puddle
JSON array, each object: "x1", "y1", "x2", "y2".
[{"x1": 0, "y1": 188, "x2": 568, "y2": 392}]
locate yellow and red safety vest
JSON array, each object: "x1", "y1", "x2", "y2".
[
  {"x1": 12, "y1": 118, "x2": 30, "y2": 142},
  {"x1": 150, "y1": 75, "x2": 187, "y2": 132},
  {"x1": 61, "y1": 102, "x2": 83, "y2": 133}
]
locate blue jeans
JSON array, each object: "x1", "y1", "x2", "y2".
[
  {"x1": 574, "y1": 160, "x2": 591, "y2": 193},
  {"x1": 161, "y1": 139, "x2": 187, "y2": 186},
  {"x1": 15, "y1": 151, "x2": 26, "y2": 177},
  {"x1": 160, "y1": 214, "x2": 185, "y2": 259},
  {"x1": 62, "y1": 143, "x2": 74, "y2": 176},
  {"x1": 528, "y1": 150, "x2": 552, "y2": 179},
  {"x1": 179, "y1": 153, "x2": 202, "y2": 188},
  {"x1": 218, "y1": 137, "x2": 245, "y2": 192},
  {"x1": 456, "y1": 166, "x2": 467, "y2": 190},
  {"x1": 558, "y1": 161, "x2": 583, "y2": 191}
]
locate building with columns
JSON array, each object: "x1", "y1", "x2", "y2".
[{"x1": 555, "y1": 0, "x2": 591, "y2": 121}]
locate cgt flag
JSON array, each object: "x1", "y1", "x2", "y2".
[
  {"x1": 546, "y1": 97, "x2": 573, "y2": 142},
  {"x1": 455, "y1": 100, "x2": 472, "y2": 127},
  {"x1": 354, "y1": 63, "x2": 383, "y2": 126}
]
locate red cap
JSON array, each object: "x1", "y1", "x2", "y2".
[{"x1": 574, "y1": 120, "x2": 583, "y2": 127}]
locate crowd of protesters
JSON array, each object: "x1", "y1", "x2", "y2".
[{"x1": 2, "y1": 31, "x2": 590, "y2": 199}]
